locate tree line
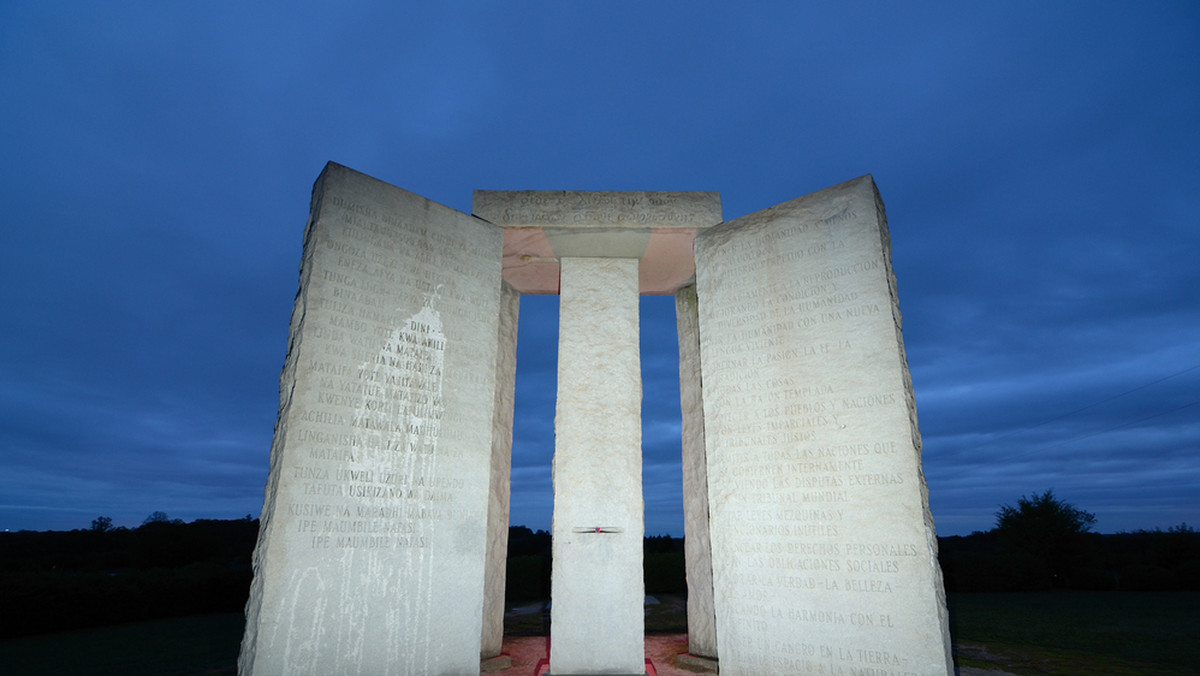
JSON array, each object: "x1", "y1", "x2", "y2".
[
  {"x1": 939, "y1": 490, "x2": 1200, "y2": 592},
  {"x1": 3, "y1": 493, "x2": 1197, "y2": 638},
  {"x1": 0, "y1": 514, "x2": 259, "y2": 638},
  {"x1": 0, "y1": 516, "x2": 685, "y2": 638}
]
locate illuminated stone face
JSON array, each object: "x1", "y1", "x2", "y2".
[
  {"x1": 241, "y1": 163, "x2": 953, "y2": 676},
  {"x1": 473, "y1": 188, "x2": 723, "y2": 296}
]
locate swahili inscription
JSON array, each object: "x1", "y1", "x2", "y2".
[
  {"x1": 240, "y1": 163, "x2": 502, "y2": 676},
  {"x1": 291, "y1": 298, "x2": 449, "y2": 551}
]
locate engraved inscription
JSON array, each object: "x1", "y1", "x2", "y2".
[
  {"x1": 276, "y1": 194, "x2": 497, "y2": 553},
  {"x1": 476, "y1": 190, "x2": 719, "y2": 227},
  {"x1": 695, "y1": 186, "x2": 947, "y2": 673}
]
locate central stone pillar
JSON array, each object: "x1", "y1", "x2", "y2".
[{"x1": 551, "y1": 257, "x2": 645, "y2": 675}]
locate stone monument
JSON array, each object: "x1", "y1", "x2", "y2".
[
  {"x1": 692, "y1": 178, "x2": 952, "y2": 674},
  {"x1": 240, "y1": 162, "x2": 953, "y2": 675}
]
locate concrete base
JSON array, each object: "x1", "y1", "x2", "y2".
[
  {"x1": 537, "y1": 658, "x2": 656, "y2": 676},
  {"x1": 481, "y1": 653, "x2": 513, "y2": 673},
  {"x1": 676, "y1": 653, "x2": 718, "y2": 674}
]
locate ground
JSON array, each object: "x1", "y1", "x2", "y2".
[{"x1": 490, "y1": 596, "x2": 1021, "y2": 676}]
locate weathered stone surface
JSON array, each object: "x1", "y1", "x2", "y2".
[
  {"x1": 675, "y1": 285, "x2": 717, "y2": 660},
  {"x1": 482, "y1": 282, "x2": 520, "y2": 658},
  {"x1": 550, "y1": 257, "x2": 645, "y2": 675},
  {"x1": 480, "y1": 653, "x2": 513, "y2": 673},
  {"x1": 694, "y1": 176, "x2": 953, "y2": 675},
  {"x1": 240, "y1": 162, "x2": 504, "y2": 675},
  {"x1": 473, "y1": 190, "x2": 721, "y2": 295},
  {"x1": 676, "y1": 652, "x2": 719, "y2": 674},
  {"x1": 245, "y1": 168, "x2": 950, "y2": 675}
]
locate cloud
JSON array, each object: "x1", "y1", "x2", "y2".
[{"x1": 1, "y1": 2, "x2": 1197, "y2": 537}]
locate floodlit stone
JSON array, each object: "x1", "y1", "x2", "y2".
[
  {"x1": 694, "y1": 175, "x2": 953, "y2": 675},
  {"x1": 474, "y1": 190, "x2": 722, "y2": 295},
  {"x1": 550, "y1": 257, "x2": 645, "y2": 675},
  {"x1": 675, "y1": 285, "x2": 717, "y2": 659},
  {"x1": 244, "y1": 168, "x2": 951, "y2": 676},
  {"x1": 482, "y1": 282, "x2": 520, "y2": 659},
  {"x1": 240, "y1": 163, "x2": 504, "y2": 675}
]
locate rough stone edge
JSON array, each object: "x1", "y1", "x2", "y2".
[
  {"x1": 677, "y1": 652, "x2": 719, "y2": 674},
  {"x1": 472, "y1": 190, "x2": 722, "y2": 228},
  {"x1": 868, "y1": 176, "x2": 955, "y2": 673},
  {"x1": 238, "y1": 163, "x2": 331, "y2": 674},
  {"x1": 675, "y1": 285, "x2": 717, "y2": 659},
  {"x1": 482, "y1": 282, "x2": 520, "y2": 658}
]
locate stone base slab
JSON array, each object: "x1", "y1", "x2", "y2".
[
  {"x1": 536, "y1": 658, "x2": 655, "y2": 676},
  {"x1": 675, "y1": 653, "x2": 718, "y2": 673},
  {"x1": 481, "y1": 653, "x2": 513, "y2": 673}
]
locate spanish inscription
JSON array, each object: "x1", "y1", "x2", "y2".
[{"x1": 695, "y1": 176, "x2": 951, "y2": 674}]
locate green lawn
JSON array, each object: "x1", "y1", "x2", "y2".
[
  {"x1": 948, "y1": 591, "x2": 1200, "y2": 675},
  {"x1": 0, "y1": 613, "x2": 243, "y2": 676},
  {"x1": 1, "y1": 593, "x2": 1196, "y2": 675}
]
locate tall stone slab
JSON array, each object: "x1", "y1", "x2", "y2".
[
  {"x1": 551, "y1": 257, "x2": 645, "y2": 675},
  {"x1": 240, "y1": 163, "x2": 504, "y2": 675},
  {"x1": 694, "y1": 176, "x2": 953, "y2": 675},
  {"x1": 482, "y1": 282, "x2": 519, "y2": 662},
  {"x1": 675, "y1": 285, "x2": 717, "y2": 660},
  {"x1": 473, "y1": 190, "x2": 723, "y2": 675}
]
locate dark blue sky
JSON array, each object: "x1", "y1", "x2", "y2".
[{"x1": 1, "y1": 3, "x2": 1196, "y2": 536}]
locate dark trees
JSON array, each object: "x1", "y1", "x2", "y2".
[
  {"x1": 0, "y1": 518, "x2": 258, "y2": 638},
  {"x1": 994, "y1": 489, "x2": 1096, "y2": 586}
]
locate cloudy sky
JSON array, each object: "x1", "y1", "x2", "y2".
[{"x1": 2, "y1": 2, "x2": 1196, "y2": 537}]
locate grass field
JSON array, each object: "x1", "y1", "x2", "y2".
[
  {"x1": 1, "y1": 592, "x2": 1196, "y2": 675},
  {"x1": 948, "y1": 591, "x2": 1200, "y2": 675},
  {"x1": 0, "y1": 613, "x2": 242, "y2": 676}
]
